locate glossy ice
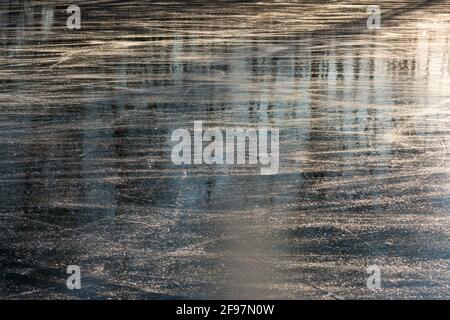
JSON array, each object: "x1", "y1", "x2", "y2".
[{"x1": 0, "y1": 0, "x2": 449, "y2": 299}]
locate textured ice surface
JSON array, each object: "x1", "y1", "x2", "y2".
[{"x1": 0, "y1": 0, "x2": 449, "y2": 299}]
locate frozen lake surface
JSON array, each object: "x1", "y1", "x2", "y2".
[{"x1": 0, "y1": 0, "x2": 449, "y2": 299}]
